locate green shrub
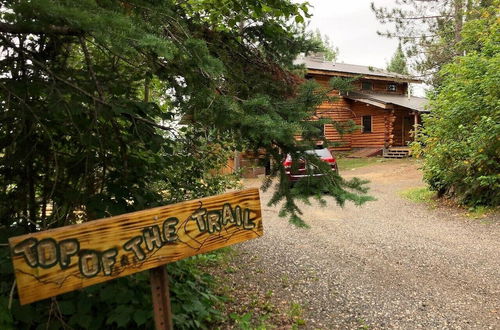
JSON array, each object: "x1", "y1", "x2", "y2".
[
  {"x1": 418, "y1": 7, "x2": 500, "y2": 207},
  {"x1": 0, "y1": 245, "x2": 224, "y2": 330}
]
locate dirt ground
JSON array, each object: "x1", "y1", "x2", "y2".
[{"x1": 213, "y1": 159, "x2": 500, "y2": 329}]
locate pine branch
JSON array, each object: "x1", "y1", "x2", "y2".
[
  {"x1": 79, "y1": 36, "x2": 105, "y2": 100},
  {"x1": 0, "y1": 23, "x2": 82, "y2": 35},
  {"x1": 388, "y1": 15, "x2": 451, "y2": 20},
  {"x1": 0, "y1": 35, "x2": 174, "y2": 132}
]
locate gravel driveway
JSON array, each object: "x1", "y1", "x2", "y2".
[{"x1": 226, "y1": 159, "x2": 500, "y2": 329}]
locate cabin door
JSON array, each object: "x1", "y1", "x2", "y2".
[{"x1": 402, "y1": 116, "x2": 413, "y2": 145}]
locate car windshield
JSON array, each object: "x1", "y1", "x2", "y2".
[
  {"x1": 305, "y1": 148, "x2": 332, "y2": 158},
  {"x1": 285, "y1": 148, "x2": 333, "y2": 162}
]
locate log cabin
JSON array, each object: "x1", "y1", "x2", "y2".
[
  {"x1": 233, "y1": 54, "x2": 429, "y2": 177},
  {"x1": 296, "y1": 54, "x2": 428, "y2": 158}
]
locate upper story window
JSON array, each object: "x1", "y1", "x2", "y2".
[
  {"x1": 361, "y1": 82, "x2": 373, "y2": 90},
  {"x1": 388, "y1": 83, "x2": 397, "y2": 92}
]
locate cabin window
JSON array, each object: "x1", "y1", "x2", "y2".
[
  {"x1": 388, "y1": 83, "x2": 397, "y2": 91},
  {"x1": 361, "y1": 82, "x2": 372, "y2": 90},
  {"x1": 362, "y1": 115, "x2": 372, "y2": 133}
]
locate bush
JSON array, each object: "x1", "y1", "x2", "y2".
[
  {"x1": 418, "y1": 7, "x2": 500, "y2": 206},
  {"x1": 0, "y1": 243, "x2": 224, "y2": 330}
]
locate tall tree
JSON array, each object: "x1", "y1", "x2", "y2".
[
  {"x1": 387, "y1": 43, "x2": 409, "y2": 75},
  {"x1": 0, "y1": 1, "x2": 371, "y2": 328},
  {"x1": 311, "y1": 28, "x2": 338, "y2": 61},
  {"x1": 371, "y1": 0, "x2": 488, "y2": 84},
  {"x1": 0, "y1": 0, "x2": 370, "y2": 230}
]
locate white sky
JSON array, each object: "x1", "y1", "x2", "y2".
[
  {"x1": 303, "y1": 0, "x2": 427, "y2": 96},
  {"x1": 305, "y1": 0, "x2": 397, "y2": 68}
]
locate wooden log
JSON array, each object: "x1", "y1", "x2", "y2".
[{"x1": 9, "y1": 189, "x2": 263, "y2": 305}]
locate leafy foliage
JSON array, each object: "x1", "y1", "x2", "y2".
[
  {"x1": 0, "y1": 0, "x2": 372, "y2": 328},
  {"x1": 415, "y1": 4, "x2": 500, "y2": 206},
  {"x1": 1, "y1": 244, "x2": 224, "y2": 329}
]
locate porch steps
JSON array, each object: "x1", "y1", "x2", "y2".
[
  {"x1": 347, "y1": 148, "x2": 383, "y2": 158},
  {"x1": 383, "y1": 147, "x2": 411, "y2": 158}
]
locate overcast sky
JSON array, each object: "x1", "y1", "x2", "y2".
[
  {"x1": 305, "y1": 0, "x2": 397, "y2": 68},
  {"x1": 303, "y1": 1, "x2": 427, "y2": 96}
]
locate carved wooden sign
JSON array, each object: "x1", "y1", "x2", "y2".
[{"x1": 9, "y1": 188, "x2": 263, "y2": 305}]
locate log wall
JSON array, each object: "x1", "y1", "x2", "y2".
[
  {"x1": 316, "y1": 98, "x2": 353, "y2": 150},
  {"x1": 309, "y1": 74, "x2": 409, "y2": 95},
  {"x1": 354, "y1": 79, "x2": 408, "y2": 95},
  {"x1": 307, "y1": 73, "x2": 413, "y2": 150},
  {"x1": 349, "y1": 102, "x2": 388, "y2": 148}
]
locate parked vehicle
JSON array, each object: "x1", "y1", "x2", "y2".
[{"x1": 283, "y1": 147, "x2": 338, "y2": 182}]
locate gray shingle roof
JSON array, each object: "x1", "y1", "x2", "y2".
[
  {"x1": 295, "y1": 55, "x2": 420, "y2": 82},
  {"x1": 345, "y1": 91, "x2": 429, "y2": 112}
]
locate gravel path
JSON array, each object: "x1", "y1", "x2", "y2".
[{"x1": 228, "y1": 159, "x2": 500, "y2": 329}]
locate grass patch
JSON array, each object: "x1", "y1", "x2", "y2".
[
  {"x1": 399, "y1": 186, "x2": 437, "y2": 205},
  {"x1": 288, "y1": 302, "x2": 306, "y2": 328},
  {"x1": 357, "y1": 318, "x2": 371, "y2": 329},
  {"x1": 337, "y1": 157, "x2": 385, "y2": 171},
  {"x1": 465, "y1": 206, "x2": 497, "y2": 219},
  {"x1": 229, "y1": 312, "x2": 272, "y2": 330},
  {"x1": 196, "y1": 246, "x2": 235, "y2": 266},
  {"x1": 400, "y1": 188, "x2": 499, "y2": 222}
]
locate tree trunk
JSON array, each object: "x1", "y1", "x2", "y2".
[{"x1": 454, "y1": 0, "x2": 464, "y2": 44}]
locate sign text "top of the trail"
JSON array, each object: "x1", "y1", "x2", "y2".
[{"x1": 9, "y1": 189, "x2": 263, "y2": 305}]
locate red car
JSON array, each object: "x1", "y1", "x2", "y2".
[{"x1": 283, "y1": 147, "x2": 338, "y2": 182}]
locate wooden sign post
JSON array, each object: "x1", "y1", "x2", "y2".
[
  {"x1": 9, "y1": 188, "x2": 263, "y2": 329},
  {"x1": 150, "y1": 266, "x2": 174, "y2": 329}
]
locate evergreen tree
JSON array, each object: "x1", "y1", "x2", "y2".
[
  {"x1": 311, "y1": 28, "x2": 338, "y2": 61},
  {"x1": 387, "y1": 43, "x2": 409, "y2": 75},
  {"x1": 371, "y1": 0, "x2": 491, "y2": 84},
  {"x1": 0, "y1": 0, "x2": 370, "y2": 230},
  {"x1": 0, "y1": 1, "x2": 371, "y2": 328}
]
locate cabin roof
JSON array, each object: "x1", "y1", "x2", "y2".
[
  {"x1": 345, "y1": 91, "x2": 429, "y2": 112},
  {"x1": 295, "y1": 55, "x2": 422, "y2": 83}
]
